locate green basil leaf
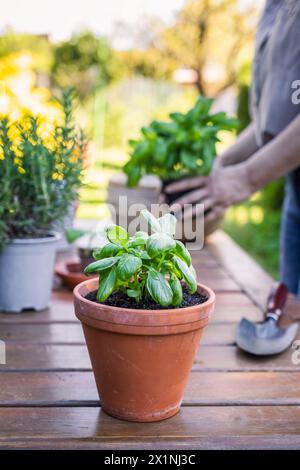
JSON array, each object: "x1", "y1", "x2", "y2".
[
  {"x1": 201, "y1": 141, "x2": 216, "y2": 175},
  {"x1": 128, "y1": 139, "x2": 139, "y2": 148},
  {"x1": 166, "y1": 150, "x2": 177, "y2": 169},
  {"x1": 180, "y1": 149, "x2": 198, "y2": 170},
  {"x1": 128, "y1": 231, "x2": 149, "y2": 247},
  {"x1": 146, "y1": 232, "x2": 176, "y2": 258},
  {"x1": 65, "y1": 228, "x2": 87, "y2": 244},
  {"x1": 132, "y1": 140, "x2": 152, "y2": 160},
  {"x1": 170, "y1": 275, "x2": 183, "y2": 307},
  {"x1": 116, "y1": 254, "x2": 142, "y2": 281},
  {"x1": 173, "y1": 256, "x2": 197, "y2": 294},
  {"x1": 140, "y1": 209, "x2": 161, "y2": 233},
  {"x1": 209, "y1": 112, "x2": 238, "y2": 130},
  {"x1": 141, "y1": 126, "x2": 157, "y2": 140},
  {"x1": 158, "y1": 213, "x2": 177, "y2": 237},
  {"x1": 194, "y1": 96, "x2": 213, "y2": 116},
  {"x1": 127, "y1": 289, "x2": 140, "y2": 298},
  {"x1": 106, "y1": 224, "x2": 129, "y2": 246},
  {"x1": 93, "y1": 243, "x2": 122, "y2": 260},
  {"x1": 153, "y1": 138, "x2": 168, "y2": 165},
  {"x1": 126, "y1": 165, "x2": 141, "y2": 187},
  {"x1": 174, "y1": 240, "x2": 192, "y2": 266},
  {"x1": 169, "y1": 112, "x2": 186, "y2": 124},
  {"x1": 160, "y1": 261, "x2": 172, "y2": 275},
  {"x1": 135, "y1": 231, "x2": 149, "y2": 239},
  {"x1": 97, "y1": 267, "x2": 117, "y2": 302},
  {"x1": 146, "y1": 269, "x2": 173, "y2": 307},
  {"x1": 151, "y1": 120, "x2": 178, "y2": 136},
  {"x1": 84, "y1": 256, "x2": 119, "y2": 275},
  {"x1": 140, "y1": 252, "x2": 152, "y2": 260}
]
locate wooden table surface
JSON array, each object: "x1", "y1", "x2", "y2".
[{"x1": 0, "y1": 231, "x2": 300, "y2": 450}]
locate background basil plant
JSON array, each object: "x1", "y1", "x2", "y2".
[
  {"x1": 124, "y1": 96, "x2": 238, "y2": 188},
  {"x1": 85, "y1": 210, "x2": 197, "y2": 307}
]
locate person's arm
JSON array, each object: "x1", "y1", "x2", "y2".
[
  {"x1": 165, "y1": 122, "x2": 257, "y2": 195},
  {"x1": 166, "y1": 115, "x2": 300, "y2": 221},
  {"x1": 246, "y1": 114, "x2": 300, "y2": 191},
  {"x1": 215, "y1": 122, "x2": 258, "y2": 167}
]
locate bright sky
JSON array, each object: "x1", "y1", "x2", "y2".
[{"x1": 1, "y1": 0, "x2": 186, "y2": 42}]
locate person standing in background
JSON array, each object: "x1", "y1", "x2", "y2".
[{"x1": 166, "y1": 0, "x2": 300, "y2": 325}]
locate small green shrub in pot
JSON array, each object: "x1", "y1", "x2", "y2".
[
  {"x1": 0, "y1": 88, "x2": 86, "y2": 312},
  {"x1": 124, "y1": 96, "x2": 238, "y2": 204}
]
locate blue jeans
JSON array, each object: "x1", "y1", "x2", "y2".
[{"x1": 280, "y1": 168, "x2": 300, "y2": 297}]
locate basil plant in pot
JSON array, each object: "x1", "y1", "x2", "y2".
[
  {"x1": 123, "y1": 96, "x2": 238, "y2": 236},
  {"x1": 0, "y1": 89, "x2": 85, "y2": 312},
  {"x1": 74, "y1": 210, "x2": 215, "y2": 422}
]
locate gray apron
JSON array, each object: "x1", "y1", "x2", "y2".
[
  {"x1": 251, "y1": 0, "x2": 300, "y2": 204},
  {"x1": 251, "y1": 0, "x2": 300, "y2": 146}
]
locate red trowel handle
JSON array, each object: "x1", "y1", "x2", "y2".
[{"x1": 267, "y1": 283, "x2": 288, "y2": 313}]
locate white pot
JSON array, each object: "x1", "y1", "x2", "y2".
[{"x1": 0, "y1": 232, "x2": 60, "y2": 313}]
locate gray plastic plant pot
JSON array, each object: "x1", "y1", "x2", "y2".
[
  {"x1": 0, "y1": 232, "x2": 60, "y2": 313},
  {"x1": 107, "y1": 173, "x2": 162, "y2": 236}
]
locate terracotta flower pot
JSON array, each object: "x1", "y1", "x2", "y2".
[
  {"x1": 74, "y1": 278, "x2": 215, "y2": 422},
  {"x1": 55, "y1": 261, "x2": 97, "y2": 290}
]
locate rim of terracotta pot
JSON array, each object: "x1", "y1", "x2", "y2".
[{"x1": 74, "y1": 278, "x2": 215, "y2": 335}]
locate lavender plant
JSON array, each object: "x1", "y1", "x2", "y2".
[{"x1": 0, "y1": 88, "x2": 86, "y2": 250}]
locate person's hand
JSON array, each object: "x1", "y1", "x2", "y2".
[{"x1": 165, "y1": 162, "x2": 254, "y2": 222}]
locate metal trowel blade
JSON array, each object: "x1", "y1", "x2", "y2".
[{"x1": 236, "y1": 317, "x2": 299, "y2": 356}]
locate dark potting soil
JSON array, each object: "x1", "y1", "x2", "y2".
[{"x1": 85, "y1": 286, "x2": 207, "y2": 310}]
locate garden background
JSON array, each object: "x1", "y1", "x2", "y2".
[{"x1": 0, "y1": 0, "x2": 282, "y2": 278}]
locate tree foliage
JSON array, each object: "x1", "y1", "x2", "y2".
[
  {"x1": 117, "y1": 0, "x2": 258, "y2": 95},
  {"x1": 52, "y1": 31, "x2": 118, "y2": 98}
]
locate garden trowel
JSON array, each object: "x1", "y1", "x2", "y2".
[{"x1": 236, "y1": 283, "x2": 299, "y2": 356}]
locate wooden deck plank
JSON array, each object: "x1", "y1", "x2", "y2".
[
  {"x1": 0, "y1": 406, "x2": 300, "y2": 450},
  {"x1": 0, "y1": 323, "x2": 85, "y2": 344},
  {"x1": 0, "y1": 231, "x2": 297, "y2": 450},
  {"x1": 0, "y1": 371, "x2": 300, "y2": 406},
  {"x1": 195, "y1": 345, "x2": 298, "y2": 371},
  {"x1": 0, "y1": 344, "x2": 91, "y2": 370},
  {"x1": 0, "y1": 290, "x2": 74, "y2": 324},
  {"x1": 6, "y1": 320, "x2": 295, "y2": 346},
  {"x1": 207, "y1": 231, "x2": 274, "y2": 309},
  {"x1": 0, "y1": 292, "x2": 257, "y2": 324},
  {"x1": 1, "y1": 344, "x2": 298, "y2": 372},
  {"x1": 0, "y1": 323, "x2": 241, "y2": 345}
]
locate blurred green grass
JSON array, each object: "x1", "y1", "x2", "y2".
[{"x1": 223, "y1": 195, "x2": 281, "y2": 280}]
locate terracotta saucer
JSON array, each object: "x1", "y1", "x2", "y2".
[{"x1": 55, "y1": 261, "x2": 97, "y2": 290}]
